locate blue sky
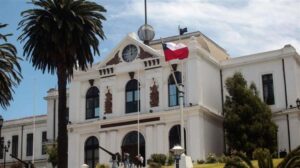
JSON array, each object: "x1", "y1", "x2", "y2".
[{"x1": 0, "y1": 0, "x2": 300, "y2": 120}]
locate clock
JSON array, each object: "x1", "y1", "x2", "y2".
[{"x1": 122, "y1": 45, "x2": 138, "y2": 62}]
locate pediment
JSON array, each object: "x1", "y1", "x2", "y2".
[{"x1": 96, "y1": 33, "x2": 162, "y2": 69}]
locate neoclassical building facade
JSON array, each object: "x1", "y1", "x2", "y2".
[{"x1": 1, "y1": 31, "x2": 300, "y2": 168}]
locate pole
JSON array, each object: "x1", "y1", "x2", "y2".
[
  {"x1": 175, "y1": 155, "x2": 180, "y2": 168},
  {"x1": 161, "y1": 37, "x2": 185, "y2": 149},
  {"x1": 137, "y1": 63, "x2": 140, "y2": 156},
  {"x1": 178, "y1": 25, "x2": 185, "y2": 150},
  {"x1": 179, "y1": 85, "x2": 184, "y2": 149},
  {"x1": 32, "y1": 78, "x2": 36, "y2": 164},
  {"x1": 144, "y1": 0, "x2": 147, "y2": 25},
  {"x1": 3, "y1": 145, "x2": 6, "y2": 168}
]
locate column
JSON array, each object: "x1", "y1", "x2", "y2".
[
  {"x1": 99, "y1": 131, "x2": 107, "y2": 163},
  {"x1": 145, "y1": 125, "x2": 154, "y2": 159},
  {"x1": 187, "y1": 113, "x2": 204, "y2": 160},
  {"x1": 109, "y1": 130, "x2": 118, "y2": 153},
  {"x1": 289, "y1": 113, "x2": 300, "y2": 149},
  {"x1": 68, "y1": 133, "x2": 80, "y2": 167},
  {"x1": 156, "y1": 124, "x2": 165, "y2": 154}
]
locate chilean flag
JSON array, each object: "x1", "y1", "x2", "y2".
[{"x1": 162, "y1": 42, "x2": 189, "y2": 61}]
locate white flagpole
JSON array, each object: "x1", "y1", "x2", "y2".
[
  {"x1": 32, "y1": 78, "x2": 36, "y2": 164},
  {"x1": 162, "y1": 36, "x2": 184, "y2": 149},
  {"x1": 178, "y1": 26, "x2": 185, "y2": 150},
  {"x1": 137, "y1": 62, "x2": 140, "y2": 156}
]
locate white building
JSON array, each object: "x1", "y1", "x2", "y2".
[
  {"x1": 1, "y1": 31, "x2": 300, "y2": 168},
  {"x1": 0, "y1": 115, "x2": 48, "y2": 167}
]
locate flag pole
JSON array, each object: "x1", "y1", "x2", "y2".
[
  {"x1": 161, "y1": 37, "x2": 184, "y2": 149},
  {"x1": 137, "y1": 63, "x2": 140, "y2": 156},
  {"x1": 32, "y1": 78, "x2": 36, "y2": 164},
  {"x1": 178, "y1": 26, "x2": 185, "y2": 150}
]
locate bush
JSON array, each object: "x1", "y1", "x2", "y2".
[
  {"x1": 224, "y1": 151, "x2": 254, "y2": 168},
  {"x1": 148, "y1": 162, "x2": 161, "y2": 168},
  {"x1": 148, "y1": 154, "x2": 167, "y2": 166},
  {"x1": 95, "y1": 163, "x2": 109, "y2": 168},
  {"x1": 206, "y1": 153, "x2": 218, "y2": 163},
  {"x1": 252, "y1": 148, "x2": 273, "y2": 168},
  {"x1": 197, "y1": 160, "x2": 205, "y2": 164},
  {"x1": 217, "y1": 154, "x2": 231, "y2": 163},
  {"x1": 166, "y1": 154, "x2": 175, "y2": 166},
  {"x1": 277, "y1": 145, "x2": 300, "y2": 168}
]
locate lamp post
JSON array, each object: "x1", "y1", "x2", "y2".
[
  {"x1": 171, "y1": 145, "x2": 184, "y2": 168},
  {"x1": 3, "y1": 140, "x2": 10, "y2": 168}
]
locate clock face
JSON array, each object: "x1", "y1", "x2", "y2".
[{"x1": 122, "y1": 45, "x2": 138, "y2": 62}]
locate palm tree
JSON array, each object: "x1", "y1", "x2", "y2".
[
  {"x1": 277, "y1": 146, "x2": 300, "y2": 168},
  {"x1": 0, "y1": 23, "x2": 22, "y2": 109},
  {"x1": 18, "y1": 0, "x2": 106, "y2": 167}
]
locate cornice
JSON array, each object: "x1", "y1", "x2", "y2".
[{"x1": 221, "y1": 45, "x2": 300, "y2": 69}]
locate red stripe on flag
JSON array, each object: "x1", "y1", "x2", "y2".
[{"x1": 163, "y1": 43, "x2": 189, "y2": 61}]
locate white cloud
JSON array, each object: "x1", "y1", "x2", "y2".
[{"x1": 106, "y1": 0, "x2": 300, "y2": 56}]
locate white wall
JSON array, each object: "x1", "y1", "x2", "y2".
[
  {"x1": 222, "y1": 58, "x2": 286, "y2": 111},
  {"x1": 1, "y1": 116, "x2": 47, "y2": 166}
]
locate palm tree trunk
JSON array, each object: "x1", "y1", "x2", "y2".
[{"x1": 57, "y1": 64, "x2": 68, "y2": 168}]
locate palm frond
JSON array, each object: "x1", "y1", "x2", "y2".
[
  {"x1": 0, "y1": 24, "x2": 22, "y2": 109},
  {"x1": 18, "y1": 0, "x2": 106, "y2": 77},
  {"x1": 277, "y1": 146, "x2": 300, "y2": 168}
]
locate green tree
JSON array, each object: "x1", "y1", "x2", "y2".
[
  {"x1": 47, "y1": 144, "x2": 58, "y2": 168},
  {"x1": 224, "y1": 72, "x2": 277, "y2": 157},
  {"x1": 0, "y1": 23, "x2": 22, "y2": 109},
  {"x1": 18, "y1": 0, "x2": 106, "y2": 167}
]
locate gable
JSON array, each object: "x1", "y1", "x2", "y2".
[{"x1": 97, "y1": 33, "x2": 161, "y2": 69}]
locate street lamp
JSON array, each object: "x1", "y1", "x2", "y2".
[
  {"x1": 3, "y1": 140, "x2": 10, "y2": 168},
  {"x1": 171, "y1": 145, "x2": 184, "y2": 168}
]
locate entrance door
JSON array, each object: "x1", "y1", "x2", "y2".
[{"x1": 121, "y1": 131, "x2": 145, "y2": 166}]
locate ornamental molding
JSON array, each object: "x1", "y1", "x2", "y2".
[{"x1": 106, "y1": 51, "x2": 121, "y2": 66}]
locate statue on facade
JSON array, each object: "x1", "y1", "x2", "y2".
[
  {"x1": 150, "y1": 82, "x2": 159, "y2": 107},
  {"x1": 105, "y1": 89, "x2": 112, "y2": 114}
]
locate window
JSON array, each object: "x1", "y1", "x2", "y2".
[
  {"x1": 168, "y1": 71, "x2": 182, "y2": 107},
  {"x1": 86, "y1": 87, "x2": 100, "y2": 119},
  {"x1": 85, "y1": 136, "x2": 99, "y2": 168},
  {"x1": 12, "y1": 135, "x2": 18, "y2": 157},
  {"x1": 26, "y1": 133, "x2": 33, "y2": 156},
  {"x1": 41, "y1": 132, "x2": 47, "y2": 155},
  {"x1": 0, "y1": 137, "x2": 4, "y2": 159},
  {"x1": 262, "y1": 74, "x2": 275, "y2": 105},
  {"x1": 121, "y1": 131, "x2": 145, "y2": 167},
  {"x1": 169, "y1": 125, "x2": 186, "y2": 152},
  {"x1": 125, "y1": 79, "x2": 140, "y2": 113}
]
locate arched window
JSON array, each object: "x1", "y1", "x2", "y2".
[
  {"x1": 169, "y1": 125, "x2": 186, "y2": 151},
  {"x1": 121, "y1": 131, "x2": 145, "y2": 166},
  {"x1": 125, "y1": 79, "x2": 140, "y2": 113},
  {"x1": 86, "y1": 87, "x2": 100, "y2": 119},
  {"x1": 85, "y1": 136, "x2": 99, "y2": 168},
  {"x1": 168, "y1": 71, "x2": 182, "y2": 107}
]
